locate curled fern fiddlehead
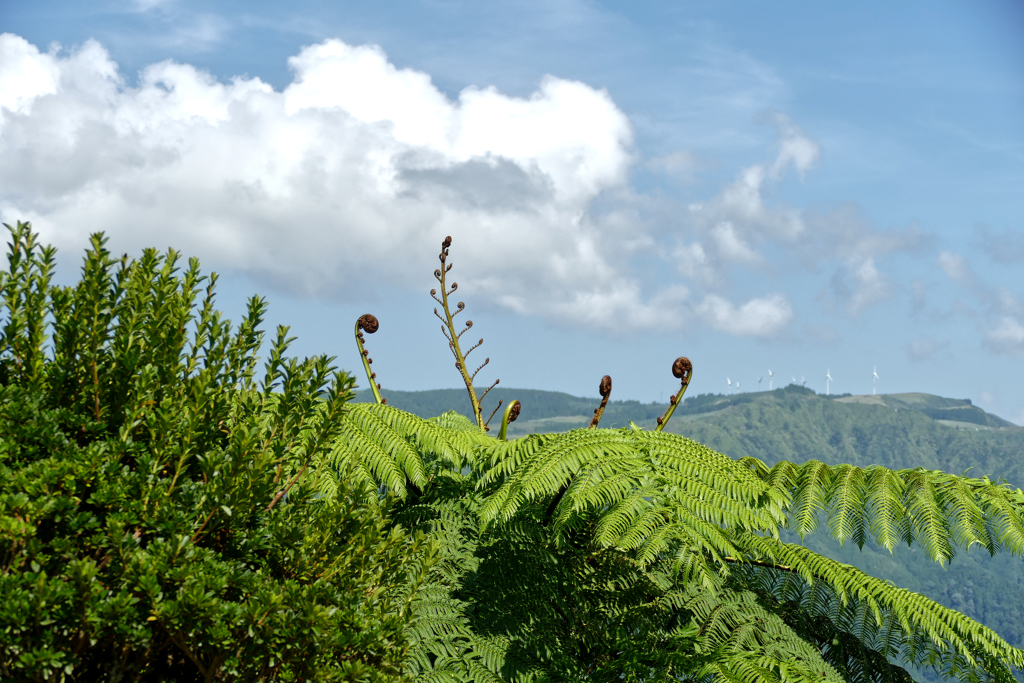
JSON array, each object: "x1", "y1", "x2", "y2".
[
  {"x1": 589, "y1": 375, "x2": 613, "y2": 428},
  {"x1": 655, "y1": 356, "x2": 692, "y2": 431},
  {"x1": 498, "y1": 399, "x2": 521, "y2": 441},
  {"x1": 354, "y1": 313, "x2": 385, "y2": 405}
]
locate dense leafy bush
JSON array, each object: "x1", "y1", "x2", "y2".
[{"x1": 0, "y1": 222, "x2": 433, "y2": 682}]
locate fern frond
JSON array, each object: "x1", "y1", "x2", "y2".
[
  {"x1": 315, "y1": 403, "x2": 482, "y2": 499},
  {"x1": 748, "y1": 460, "x2": 1024, "y2": 563},
  {"x1": 734, "y1": 533, "x2": 1024, "y2": 683},
  {"x1": 675, "y1": 581, "x2": 846, "y2": 683},
  {"x1": 479, "y1": 429, "x2": 640, "y2": 525}
]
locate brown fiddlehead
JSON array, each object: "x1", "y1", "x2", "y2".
[
  {"x1": 588, "y1": 375, "x2": 612, "y2": 428},
  {"x1": 655, "y1": 357, "x2": 692, "y2": 432},
  {"x1": 354, "y1": 314, "x2": 386, "y2": 404}
]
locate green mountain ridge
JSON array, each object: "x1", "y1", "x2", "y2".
[{"x1": 354, "y1": 384, "x2": 1024, "y2": 673}]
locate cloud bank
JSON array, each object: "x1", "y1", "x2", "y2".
[{"x1": 0, "y1": 33, "x2": 912, "y2": 339}]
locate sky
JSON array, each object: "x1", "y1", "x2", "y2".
[{"x1": 2, "y1": 0, "x2": 1023, "y2": 422}]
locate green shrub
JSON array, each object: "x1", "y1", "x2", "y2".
[{"x1": 0, "y1": 222, "x2": 434, "y2": 682}]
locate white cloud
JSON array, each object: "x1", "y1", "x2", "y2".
[
  {"x1": 0, "y1": 35, "x2": 61, "y2": 115},
  {"x1": 707, "y1": 163, "x2": 804, "y2": 240},
  {"x1": 673, "y1": 113, "x2": 823, "y2": 284},
  {"x1": 763, "y1": 111, "x2": 821, "y2": 179},
  {"x1": 985, "y1": 316, "x2": 1024, "y2": 356},
  {"x1": 0, "y1": 34, "x2": 903, "y2": 342},
  {"x1": 847, "y1": 258, "x2": 892, "y2": 313},
  {"x1": 823, "y1": 257, "x2": 894, "y2": 315},
  {"x1": 672, "y1": 242, "x2": 716, "y2": 286},
  {"x1": 695, "y1": 293, "x2": 793, "y2": 336},
  {"x1": 0, "y1": 34, "x2": 669, "y2": 332},
  {"x1": 648, "y1": 150, "x2": 701, "y2": 184},
  {"x1": 797, "y1": 205, "x2": 925, "y2": 315},
  {"x1": 710, "y1": 221, "x2": 761, "y2": 265},
  {"x1": 937, "y1": 250, "x2": 975, "y2": 287}
]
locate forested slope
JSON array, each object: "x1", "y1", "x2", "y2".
[{"x1": 354, "y1": 384, "x2": 1024, "y2": 655}]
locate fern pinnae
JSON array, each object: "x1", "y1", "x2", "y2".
[
  {"x1": 346, "y1": 403, "x2": 429, "y2": 491},
  {"x1": 554, "y1": 444, "x2": 649, "y2": 513},
  {"x1": 985, "y1": 489, "x2": 1024, "y2": 555},
  {"x1": 903, "y1": 468, "x2": 955, "y2": 563},
  {"x1": 864, "y1": 465, "x2": 908, "y2": 553},
  {"x1": 480, "y1": 429, "x2": 637, "y2": 525},
  {"x1": 825, "y1": 463, "x2": 867, "y2": 548},
  {"x1": 366, "y1": 402, "x2": 480, "y2": 473},
  {"x1": 650, "y1": 435, "x2": 781, "y2": 518},
  {"x1": 959, "y1": 474, "x2": 1024, "y2": 556},
  {"x1": 591, "y1": 481, "x2": 666, "y2": 546},
  {"x1": 789, "y1": 460, "x2": 832, "y2": 539},
  {"x1": 326, "y1": 423, "x2": 407, "y2": 495},
  {"x1": 941, "y1": 474, "x2": 992, "y2": 554}
]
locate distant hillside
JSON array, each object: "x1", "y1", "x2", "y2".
[{"x1": 354, "y1": 384, "x2": 1024, "y2": 666}]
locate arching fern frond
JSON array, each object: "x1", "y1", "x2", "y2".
[
  {"x1": 739, "y1": 458, "x2": 1024, "y2": 563},
  {"x1": 733, "y1": 533, "x2": 1024, "y2": 683},
  {"x1": 315, "y1": 403, "x2": 481, "y2": 499},
  {"x1": 733, "y1": 564, "x2": 918, "y2": 683},
  {"x1": 478, "y1": 428, "x2": 786, "y2": 588},
  {"x1": 478, "y1": 428, "x2": 642, "y2": 525},
  {"x1": 674, "y1": 581, "x2": 847, "y2": 683}
]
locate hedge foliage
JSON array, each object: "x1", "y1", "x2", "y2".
[{"x1": 0, "y1": 222, "x2": 434, "y2": 682}]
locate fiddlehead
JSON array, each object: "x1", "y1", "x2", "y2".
[
  {"x1": 431, "y1": 236, "x2": 508, "y2": 431},
  {"x1": 354, "y1": 314, "x2": 386, "y2": 405},
  {"x1": 655, "y1": 357, "x2": 692, "y2": 432},
  {"x1": 497, "y1": 400, "x2": 521, "y2": 441},
  {"x1": 588, "y1": 375, "x2": 613, "y2": 428}
]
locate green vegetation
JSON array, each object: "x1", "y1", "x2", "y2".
[
  {"x1": 4, "y1": 223, "x2": 1024, "y2": 682},
  {"x1": 0, "y1": 222, "x2": 432, "y2": 681},
  {"x1": 358, "y1": 383, "x2": 1024, "y2": 663}
]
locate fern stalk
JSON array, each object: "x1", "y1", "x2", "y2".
[{"x1": 430, "y1": 236, "x2": 499, "y2": 431}]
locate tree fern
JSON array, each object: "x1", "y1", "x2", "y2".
[{"x1": 304, "y1": 234, "x2": 1024, "y2": 683}]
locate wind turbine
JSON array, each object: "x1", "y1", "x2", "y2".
[
  {"x1": 736, "y1": 381, "x2": 741, "y2": 393},
  {"x1": 758, "y1": 376, "x2": 763, "y2": 391},
  {"x1": 801, "y1": 376, "x2": 806, "y2": 388},
  {"x1": 873, "y1": 366, "x2": 879, "y2": 395},
  {"x1": 768, "y1": 369, "x2": 774, "y2": 390},
  {"x1": 826, "y1": 368, "x2": 833, "y2": 396},
  {"x1": 727, "y1": 377, "x2": 732, "y2": 395}
]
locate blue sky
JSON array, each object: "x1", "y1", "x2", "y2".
[{"x1": 2, "y1": 0, "x2": 1023, "y2": 422}]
